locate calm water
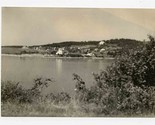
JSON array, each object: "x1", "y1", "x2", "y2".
[{"x1": 2, "y1": 55, "x2": 113, "y2": 94}]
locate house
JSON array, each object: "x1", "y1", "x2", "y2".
[
  {"x1": 22, "y1": 46, "x2": 29, "y2": 49},
  {"x1": 99, "y1": 41, "x2": 105, "y2": 46},
  {"x1": 56, "y1": 48, "x2": 68, "y2": 55},
  {"x1": 100, "y1": 48, "x2": 106, "y2": 53},
  {"x1": 34, "y1": 47, "x2": 39, "y2": 50},
  {"x1": 94, "y1": 48, "x2": 99, "y2": 52},
  {"x1": 34, "y1": 46, "x2": 42, "y2": 50},
  {"x1": 56, "y1": 48, "x2": 63, "y2": 55},
  {"x1": 86, "y1": 53, "x2": 94, "y2": 57}
]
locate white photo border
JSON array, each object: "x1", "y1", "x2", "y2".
[{"x1": 0, "y1": 0, "x2": 155, "y2": 125}]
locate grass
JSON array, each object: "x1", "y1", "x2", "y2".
[
  {"x1": 2, "y1": 100, "x2": 155, "y2": 117},
  {"x1": 1, "y1": 100, "x2": 98, "y2": 117}
]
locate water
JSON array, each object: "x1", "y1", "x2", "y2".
[{"x1": 1, "y1": 55, "x2": 113, "y2": 94}]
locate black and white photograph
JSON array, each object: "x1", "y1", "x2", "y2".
[{"x1": 1, "y1": 5, "x2": 155, "y2": 118}]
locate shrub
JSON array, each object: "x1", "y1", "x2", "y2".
[
  {"x1": 1, "y1": 77, "x2": 72, "y2": 106},
  {"x1": 2, "y1": 81, "x2": 23, "y2": 102},
  {"x1": 45, "y1": 92, "x2": 71, "y2": 105},
  {"x1": 73, "y1": 73, "x2": 88, "y2": 103},
  {"x1": 73, "y1": 35, "x2": 155, "y2": 116},
  {"x1": 1, "y1": 77, "x2": 53, "y2": 103}
]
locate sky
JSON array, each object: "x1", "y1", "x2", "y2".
[{"x1": 2, "y1": 7, "x2": 155, "y2": 46}]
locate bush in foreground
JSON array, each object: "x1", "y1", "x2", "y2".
[
  {"x1": 1, "y1": 77, "x2": 71, "y2": 105},
  {"x1": 73, "y1": 35, "x2": 155, "y2": 116}
]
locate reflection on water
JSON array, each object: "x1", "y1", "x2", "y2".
[
  {"x1": 99, "y1": 60, "x2": 105, "y2": 70},
  {"x1": 2, "y1": 55, "x2": 113, "y2": 94},
  {"x1": 56, "y1": 59, "x2": 62, "y2": 76}
]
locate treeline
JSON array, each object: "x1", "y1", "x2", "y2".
[
  {"x1": 34, "y1": 38, "x2": 142, "y2": 48},
  {"x1": 105, "y1": 38, "x2": 143, "y2": 48},
  {"x1": 2, "y1": 38, "x2": 143, "y2": 48},
  {"x1": 2, "y1": 45, "x2": 23, "y2": 48},
  {"x1": 31, "y1": 40, "x2": 101, "y2": 48}
]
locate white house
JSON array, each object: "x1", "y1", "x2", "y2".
[
  {"x1": 22, "y1": 46, "x2": 29, "y2": 49},
  {"x1": 100, "y1": 48, "x2": 105, "y2": 53},
  {"x1": 86, "y1": 53, "x2": 94, "y2": 57},
  {"x1": 99, "y1": 41, "x2": 105, "y2": 46},
  {"x1": 34, "y1": 46, "x2": 42, "y2": 50},
  {"x1": 56, "y1": 48, "x2": 65, "y2": 55}
]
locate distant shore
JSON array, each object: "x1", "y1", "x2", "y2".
[{"x1": 2, "y1": 53, "x2": 115, "y2": 60}]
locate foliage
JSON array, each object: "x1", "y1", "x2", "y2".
[
  {"x1": 106, "y1": 38, "x2": 142, "y2": 49},
  {"x1": 1, "y1": 78, "x2": 53, "y2": 103},
  {"x1": 45, "y1": 92, "x2": 71, "y2": 105},
  {"x1": 1, "y1": 77, "x2": 71, "y2": 106},
  {"x1": 109, "y1": 35, "x2": 155, "y2": 87},
  {"x1": 41, "y1": 41, "x2": 100, "y2": 48},
  {"x1": 73, "y1": 73, "x2": 88, "y2": 103},
  {"x1": 73, "y1": 35, "x2": 155, "y2": 116}
]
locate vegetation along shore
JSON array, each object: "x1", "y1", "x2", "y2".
[
  {"x1": 1, "y1": 36, "x2": 155, "y2": 117},
  {"x1": 2, "y1": 38, "x2": 143, "y2": 58}
]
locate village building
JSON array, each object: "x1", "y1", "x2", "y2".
[
  {"x1": 100, "y1": 48, "x2": 106, "y2": 53},
  {"x1": 56, "y1": 48, "x2": 68, "y2": 55},
  {"x1": 33, "y1": 46, "x2": 43, "y2": 50},
  {"x1": 99, "y1": 41, "x2": 105, "y2": 46},
  {"x1": 22, "y1": 46, "x2": 29, "y2": 49},
  {"x1": 86, "y1": 52, "x2": 94, "y2": 57}
]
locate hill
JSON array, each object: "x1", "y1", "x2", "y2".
[{"x1": 2, "y1": 38, "x2": 144, "y2": 57}]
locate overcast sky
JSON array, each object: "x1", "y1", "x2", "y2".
[{"x1": 2, "y1": 7, "x2": 155, "y2": 46}]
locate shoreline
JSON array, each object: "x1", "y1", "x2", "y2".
[{"x1": 1, "y1": 53, "x2": 115, "y2": 60}]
